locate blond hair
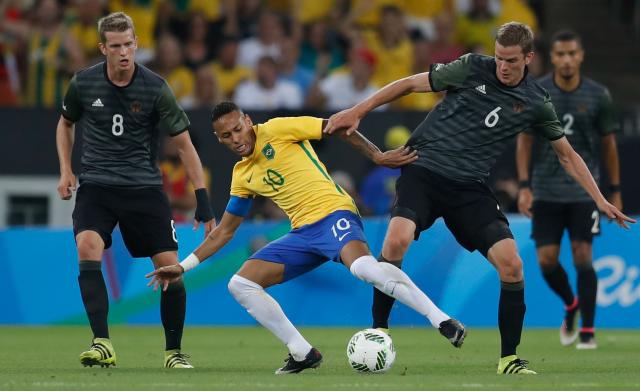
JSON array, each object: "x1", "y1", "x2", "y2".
[
  {"x1": 496, "y1": 22, "x2": 534, "y2": 53},
  {"x1": 98, "y1": 12, "x2": 135, "y2": 43}
]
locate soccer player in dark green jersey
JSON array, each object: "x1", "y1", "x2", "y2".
[
  {"x1": 56, "y1": 12, "x2": 215, "y2": 369},
  {"x1": 516, "y1": 30, "x2": 622, "y2": 350},
  {"x1": 324, "y1": 22, "x2": 634, "y2": 374}
]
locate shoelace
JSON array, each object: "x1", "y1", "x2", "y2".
[
  {"x1": 89, "y1": 343, "x2": 111, "y2": 359},
  {"x1": 170, "y1": 353, "x2": 191, "y2": 365},
  {"x1": 512, "y1": 359, "x2": 530, "y2": 368}
]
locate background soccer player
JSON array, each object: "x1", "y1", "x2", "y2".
[
  {"x1": 516, "y1": 30, "x2": 622, "y2": 350},
  {"x1": 147, "y1": 101, "x2": 467, "y2": 374},
  {"x1": 56, "y1": 12, "x2": 214, "y2": 368},
  {"x1": 324, "y1": 22, "x2": 634, "y2": 374}
]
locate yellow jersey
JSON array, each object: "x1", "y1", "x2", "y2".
[{"x1": 230, "y1": 117, "x2": 358, "y2": 228}]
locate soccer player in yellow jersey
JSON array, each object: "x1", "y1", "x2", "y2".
[{"x1": 147, "y1": 101, "x2": 466, "y2": 374}]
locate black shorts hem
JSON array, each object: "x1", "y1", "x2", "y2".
[
  {"x1": 533, "y1": 237, "x2": 562, "y2": 248},
  {"x1": 143, "y1": 246, "x2": 179, "y2": 259},
  {"x1": 477, "y1": 221, "x2": 514, "y2": 257}
]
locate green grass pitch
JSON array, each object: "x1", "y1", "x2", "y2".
[{"x1": 1, "y1": 326, "x2": 638, "y2": 390}]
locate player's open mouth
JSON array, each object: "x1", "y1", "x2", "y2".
[
  {"x1": 236, "y1": 144, "x2": 246, "y2": 153},
  {"x1": 120, "y1": 59, "x2": 129, "y2": 66}
]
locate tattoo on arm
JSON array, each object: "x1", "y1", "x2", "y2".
[{"x1": 338, "y1": 130, "x2": 381, "y2": 161}]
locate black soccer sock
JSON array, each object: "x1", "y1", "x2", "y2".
[
  {"x1": 498, "y1": 280, "x2": 526, "y2": 357},
  {"x1": 372, "y1": 255, "x2": 402, "y2": 329},
  {"x1": 78, "y1": 260, "x2": 109, "y2": 339},
  {"x1": 577, "y1": 263, "x2": 597, "y2": 330},
  {"x1": 541, "y1": 263, "x2": 575, "y2": 306},
  {"x1": 161, "y1": 279, "x2": 186, "y2": 350}
]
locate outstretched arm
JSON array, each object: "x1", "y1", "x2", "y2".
[
  {"x1": 516, "y1": 133, "x2": 534, "y2": 217},
  {"x1": 324, "y1": 72, "x2": 432, "y2": 136},
  {"x1": 601, "y1": 134, "x2": 622, "y2": 210},
  {"x1": 322, "y1": 120, "x2": 417, "y2": 168},
  {"x1": 172, "y1": 131, "x2": 215, "y2": 234},
  {"x1": 146, "y1": 211, "x2": 244, "y2": 290},
  {"x1": 550, "y1": 137, "x2": 634, "y2": 228}
]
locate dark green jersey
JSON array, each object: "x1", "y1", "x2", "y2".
[
  {"x1": 408, "y1": 53, "x2": 564, "y2": 183},
  {"x1": 529, "y1": 74, "x2": 618, "y2": 202},
  {"x1": 61, "y1": 62, "x2": 190, "y2": 186}
]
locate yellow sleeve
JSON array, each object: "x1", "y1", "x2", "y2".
[
  {"x1": 229, "y1": 164, "x2": 255, "y2": 198},
  {"x1": 261, "y1": 117, "x2": 323, "y2": 143}
]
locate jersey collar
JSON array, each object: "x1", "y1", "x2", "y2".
[{"x1": 103, "y1": 61, "x2": 139, "y2": 89}]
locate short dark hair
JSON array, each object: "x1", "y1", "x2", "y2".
[
  {"x1": 496, "y1": 22, "x2": 534, "y2": 53},
  {"x1": 98, "y1": 12, "x2": 135, "y2": 43},
  {"x1": 550, "y1": 29, "x2": 582, "y2": 48},
  {"x1": 211, "y1": 101, "x2": 242, "y2": 123}
]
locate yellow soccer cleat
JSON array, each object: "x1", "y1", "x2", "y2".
[
  {"x1": 497, "y1": 355, "x2": 537, "y2": 375},
  {"x1": 164, "y1": 350, "x2": 194, "y2": 368},
  {"x1": 79, "y1": 338, "x2": 116, "y2": 368}
]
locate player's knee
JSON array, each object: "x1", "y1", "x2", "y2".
[
  {"x1": 571, "y1": 242, "x2": 592, "y2": 267},
  {"x1": 228, "y1": 274, "x2": 262, "y2": 302},
  {"x1": 498, "y1": 256, "x2": 523, "y2": 281},
  {"x1": 76, "y1": 237, "x2": 103, "y2": 259},
  {"x1": 537, "y1": 254, "x2": 558, "y2": 272},
  {"x1": 383, "y1": 233, "x2": 412, "y2": 257}
]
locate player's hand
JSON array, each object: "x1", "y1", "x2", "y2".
[
  {"x1": 517, "y1": 188, "x2": 533, "y2": 218},
  {"x1": 199, "y1": 218, "x2": 216, "y2": 237},
  {"x1": 607, "y1": 192, "x2": 623, "y2": 212},
  {"x1": 374, "y1": 146, "x2": 418, "y2": 168},
  {"x1": 324, "y1": 107, "x2": 362, "y2": 136},
  {"x1": 146, "y1": 265, "x2": 184, "y2": 291},
  {"x1": 596, "y1": 199, "x2": 636, "y2": 229},
  {"x1": 57, "y1": 172, "x2": 77, "y2": 200}
]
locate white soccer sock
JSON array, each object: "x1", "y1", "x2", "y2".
[
  {"x1": 228, "y1": 274, "x2": 312, "y2": 361},
  {"x1": 350, "y1": 255, "x2": 449, "y2": 328}
]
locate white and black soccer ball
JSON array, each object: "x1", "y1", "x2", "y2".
[{"x1": 346, "y1": 328, "x2": 396, "y2": 373}]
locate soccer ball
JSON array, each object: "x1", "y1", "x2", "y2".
[{"x1": 346, "y1": 328, "x2": 396, "y2": 373}]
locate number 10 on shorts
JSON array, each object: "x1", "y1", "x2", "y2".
[{"x1": 331, "y1": 218, "x2": 352, "y2": 242}]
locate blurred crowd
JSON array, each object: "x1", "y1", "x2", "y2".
[
  {"x1": 1, "y1": 0, "x2": 544, "y2": 221},
  {"x1": 0, "y1": 0, "x2": 544, "y2": 109}
]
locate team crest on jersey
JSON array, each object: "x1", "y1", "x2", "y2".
[
  {"x1": 262, "y1": 143, "x2": 275, "y2": 160},
  {"x1": 577, "y1": 104, "x2": 588, "y2": 113},
  {"x1": 512, "y1": 101, "x2": 525, "y2": 113},
  {"x1": 130, "y1": 101, "x2": 142, "y2": 113}
]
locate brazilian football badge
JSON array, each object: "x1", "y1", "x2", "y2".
[{"x1": 262, "y1": 143, "x2": 275, "y2": 160}]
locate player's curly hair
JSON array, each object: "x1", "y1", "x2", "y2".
[
  {"x1": 98, "y1": 12, "x2": 135, "y2": 43},
  {"x1": 211, "y1": 101, "x2": 243, "y2": 123},
  {"x1": 496, "y1": 22, "x2": 534, "y2": 54}
]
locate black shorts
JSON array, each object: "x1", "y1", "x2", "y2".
[
  {"x1": 73, "y1": 182, "x2": 178, "y2": 258},
  {"x1": 391, "y1": 165, "x2": 513, "y2": 256},
  {"x1": 531, "y1": 200, "x2": 600, "y2": 247}
]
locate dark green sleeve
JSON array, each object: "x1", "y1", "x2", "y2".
[
  {"x1": 596, "y1": 88, "x2": 619, "y2": 136},
  {"x1": 61, "y1": 75, "x2": 82, "y2": 122},
  {"x1": 155, "y1": 81, "x2": 190, "y2": 136},
  {"x1": 429, "y1": 53, "x2": 472, "y2": 92},
  {"x1": 531, "y1": 96, "x2": 564, "y2": 140}
]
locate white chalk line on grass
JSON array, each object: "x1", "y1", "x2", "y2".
[{"x1": 2, "y1": 381, "x2": 638, "y2": 389}]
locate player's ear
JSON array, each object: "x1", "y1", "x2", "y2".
[
  {"x1": 524, "y1": 51, "x2": 534, "y2": 65},
  {"x1": 99, "y1": 42, "x2": 107, "y2": 56},
  {"x1": 244, "y1": 114, "x2": 253, "y2": 127}
]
